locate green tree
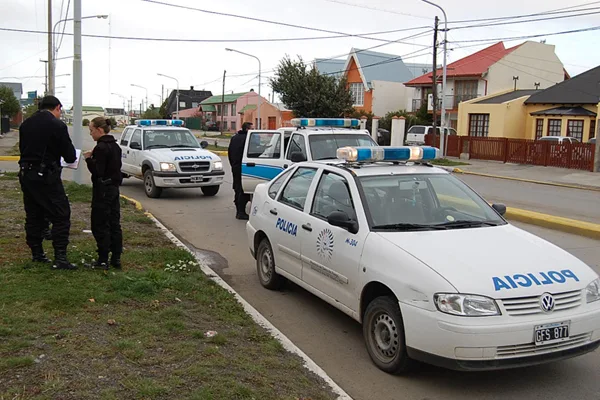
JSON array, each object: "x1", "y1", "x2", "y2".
[
  {"x1": 158, "y1": 98, "x2": 169, "y2": 119},
  {"x1": 142, "y1": 105, "x2": 161, "y2": 119},
  {"x1": 109, "y1": 117, "x2": 117, "y2": 127},
  {"x1": 270, "y1": 56, "x2": 353, "y2": 117},
  {"x1": 82, "y1": 119, "x2": 90, "y2": 126},
  {"x1": 0, "y1": 85, "x2": 21, "y2": 117}
]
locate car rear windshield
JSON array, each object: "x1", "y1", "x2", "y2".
[
  {"x1": 309, "y1": 134, "x2": 376, "y2": 160},
  {"x1": 408, "y1": 126, "x2": 426, "y2": 134}
]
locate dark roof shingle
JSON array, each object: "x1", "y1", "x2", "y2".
[
  {"x1": 524, "y1": 65, "x2": 600, "y2": 105},
  {"x1": 475, "y1": 90, "x2": 537, "y2": 104}
]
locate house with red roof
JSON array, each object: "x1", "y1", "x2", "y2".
[{"x1": 404, "y1": 41, "x2": 568, "y2": 128}]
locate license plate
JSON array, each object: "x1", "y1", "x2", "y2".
[
  {"x1": 534, "y1": 321, "x2": 570, "y2": 345},
  {"x1": 190, "y1": 176, "x2": 204, "y2": 183}
]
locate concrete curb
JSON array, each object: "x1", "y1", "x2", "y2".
[
  {"x1": 0, "y1": 156, "x2": 19, "y2": 161},
  {"x1": 119, "y1": 194, "x2": 354, "y2": 400},
  {"x1": 449, "y1": 167, "x2": 600, "y2": 192},
  {"x1": 505, "y1": 207, "x2": 600, "y2": 240},
  {"x1": 212, "y1": 150, "x2": 228, "y2": 156}
]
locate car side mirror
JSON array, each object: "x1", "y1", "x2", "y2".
[
  {"x1": 492, "y1": 203, "x2": 507, "y2": 216},
  {"x1": 290, "y1": 152, "x2": 307, "y2": 163},
  {"x1": 327, "y1": 211, "x2": 358, "y2": 234},
  {"x1": 130, "y1": 142, "x2": 142, "y2": 150},
  {"x1": 200, "y1": 140, "x2": 208, "y2": 149}
]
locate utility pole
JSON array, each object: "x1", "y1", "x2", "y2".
[
  {"x1": 40, "y1": 60, "x2": 49, "y2": 95},
  {"x1": 220, "y1": 70, "x2": 226, "y2": 133},
  {"x1": 161, "y1": 84, "x2": 164, "y2": 105},
  {"x1": 431, "y1": 16, "x2": 439, "y2": 149},
  {"x1": 72, "y1": 0, "x2": 83, "y2": 184},
  {"x1": 47, "y1": 0, "x2": 55, "y2": 95}
]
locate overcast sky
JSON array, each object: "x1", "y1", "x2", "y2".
[{"x1": 1, "y1": 0, "x2": 599, "y2": 109}]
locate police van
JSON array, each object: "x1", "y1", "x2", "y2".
[
  {"x1": 118, "y1": 119, "x2": 224, "y2": 198},
  {"x1": 246, "y1": 145, "x2": 600, "y2": 373},
  {"x1": 241, "y1": 118, "x2": 377, "y2": 195}
]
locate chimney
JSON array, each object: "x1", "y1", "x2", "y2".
[{"x1": 190, "y1": 86, "x2": 194, "y2": 91}]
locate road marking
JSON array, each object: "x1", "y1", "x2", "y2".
[{"x1": 119, "y1": 194, "x2": 354, "y2": 400}]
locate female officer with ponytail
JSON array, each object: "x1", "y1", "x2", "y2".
[{"x1": 83, "y1": 117, "x2": 123, "y2": 270}]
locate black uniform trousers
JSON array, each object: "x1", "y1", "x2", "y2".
[
  {"x1": 91, "y1": 183, "x2": 123, "y2": 259},
  {"x1": 19, "y1": 169, "x2": 70, "y2": 251},
  {"x1": 232, "y1": 166, "x2": 250, "y2": 215}
]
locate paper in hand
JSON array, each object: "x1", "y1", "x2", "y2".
[{"x1": 61, "y1": 149, "x2": 82, "y2": 169}]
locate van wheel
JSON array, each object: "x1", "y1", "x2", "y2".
[
  {"x1": 363, "y1": 296, "x2": 413, "y2": 374},
  {"x1": 201, "y1": 185, "x2": 220, "y2": 196},
  {"x1": 256, "y1": 238, "x2": 283, "y2": 290},
  {"x1": 143, "y1": 169, "x2": 163, "y2": 198}
]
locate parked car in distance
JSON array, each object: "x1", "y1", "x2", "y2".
[
  {"x1": 537, "y1": 136, "x2": 580, "y2": 144},
  {"x1": 588, "y1": 138, "x2": 596, "y2": 145},
  {"x1": 406, "y1": 125, "x2": 457, "y2": 146}
]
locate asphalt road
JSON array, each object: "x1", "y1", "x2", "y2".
[{"x1": 116, "y1": 162, "x2": 600, "y2": 400}]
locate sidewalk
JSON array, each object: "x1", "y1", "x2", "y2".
[
  {"x1": 0, "y1": 129, "x2": 19, "y2": 157},
  {"x1": 447, "y1": 157, "x2": 600, "y2": 190}
]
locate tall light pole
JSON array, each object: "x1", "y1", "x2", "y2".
[
  {"x1": 50, "y1": 15, "x2": 108, "y2": 95},
  {"x1": 157, "y1": 73, "x2": 179, "y2": 119},
  {"x1": 226, "y1": 48, "x2": 261, "y2": 129},
  {"x1": 72, "y1": 0, "x2": 84, "y2": 184},
  {"x1": 131, "y1": 84, "x2": 148, "y2": 112},
  {"x1": 422, "y1": 0, "x2": 447, "y2": 156},
  {"x1": 111, "y1": 92, "x2": 128, "y2": 120}
]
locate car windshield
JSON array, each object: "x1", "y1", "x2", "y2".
[
  {"x1": 309, "y1": 134, "x2": 376, "y2": 160},
  {"x1": 358, "y1": 173, "x2": 506, "y2": 231},
  {"x1": 143, "y1": 129, "x2": 200, "y2": 149}
]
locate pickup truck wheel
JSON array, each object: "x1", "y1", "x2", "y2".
[
  {"x1": 201, "y1": 185, "x2": 220, "y2": 196},
  {"x1": 363, "y1": 296, "x2": 413, "y2": 374},
  {"x1": 256, "y1": 238, "x2": 283, "y2": 290},
  {"x1": 143, "y1": 169, "x2": 163, "y2": 198},
  {"x1": 121, "y1": 172, "x2": 130, "y2": 179}
]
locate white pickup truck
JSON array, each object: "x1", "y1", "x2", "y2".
[
  {"x1": 406, "y1": 125, "x2": 457, "y2": 146},
  {"x1": 241, "y1": 118, "x2": 377, "y2": 195}
]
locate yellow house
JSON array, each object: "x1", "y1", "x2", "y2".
[{"x1": 457, "y1": 65, "x2": 600, "y2": 143}]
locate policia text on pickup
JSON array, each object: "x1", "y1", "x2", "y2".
[{"x1": 18, "y1": 95, "x2": 78, "y2": 270}]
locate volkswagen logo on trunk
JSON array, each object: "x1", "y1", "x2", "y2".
[{"x1": 540, "y1": 293, "x2": 555, "y2": 313}]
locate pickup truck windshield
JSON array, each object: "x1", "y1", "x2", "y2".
[
  {"x1": 143, "y1": 129, "x2": 200, "y2": 149},
  {"x1": 309, "y1": 134, "x2": 377, "y2": 160},
  {"x1": 359, "y1": 174, "x2": 506, "y2": 231}
]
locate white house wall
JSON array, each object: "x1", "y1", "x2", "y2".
[
  {"x1": 486, "y1": 41, "x2": 564, "y2": 94},
  {"x1": 371, "y1": 80, "x2": 413, "y2": 116}
]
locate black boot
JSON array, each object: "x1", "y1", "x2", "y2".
[
  {"x1": 110, "y1": 253, "x2": 122, "y2": 269},
  {"x1": 85, "y1": 251, "x2": 109, "y2": 270},
  {"x1": 31, "y1": 245, "x2": 52, "y2": 264},
  {"x1": 52, "y1": 250, "x2": 78, "y2": 270}
]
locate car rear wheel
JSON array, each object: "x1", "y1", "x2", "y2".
[
  {"x1": 256, "y1": 238, "x2": 283, "y2": 290},
  {"x1": 143, "y1": 169, "x2": 163, "y2": 198},
  {"x1": 201, "y1": 185, "x2": 220, "y2": 196},
  {"x1": 363, "y1": 296, "x2": 413, "y2": 374}
]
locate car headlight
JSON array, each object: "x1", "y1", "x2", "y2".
[
  {"x1": 213, "y1": 161, "x2": 223, "y2": 170},
  {"x1": 434, "y1": 293, "x2": 500, "y2": 317},
  {"x1": 586, "y1": 279, "x2": 600, "y2": 303},
  {"x1": 160, "y1": 162, "x2": 176, "y2": 172}
]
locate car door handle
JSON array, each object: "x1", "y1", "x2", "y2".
[
  {"x1": 270, "y1": 209, "x2": 278, "y2": 215},
  {"x1": 302, "y1": 223, "x2": 312, "y2": 232},
  {"x1": 247, "y1": 162, "x2": 256, "y2": 167}
]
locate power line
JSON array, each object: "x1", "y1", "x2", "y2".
[
  {"x1": 452, "y1": 10, "x2": 600, "y2": 31},
  {"x1": 449, "y1": 25, "x2": 600, "y2": 44},
  {"x1": 141, "y1": 0, "x2": 430, "y2": 45},
  {"x1": 322, "y1": 0, "x2": 431, "y2": 20},
  {"x1": 0, "y1": 26, "x2": 431, "y2": 45},
  {"x1": 56, "y1": 0, "x2": 71, "y2": 53}
]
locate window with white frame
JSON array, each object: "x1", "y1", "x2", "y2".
[
  {"x1": 179, "y1": 101, "x2": 186, "y2": 107},
  {"x1": 350, "y1": 83, "x2": 364, "y2": 106}
]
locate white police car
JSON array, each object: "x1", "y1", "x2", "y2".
[
  {"x1": 245, "y1": 145, "x2": 600, "y2": 373},
  {"x1": 118, "y1": 119, "x2": 224, "y2": 198},
  {"x1": 241, "y1": 118, "x2": 377, "y2": 195}
]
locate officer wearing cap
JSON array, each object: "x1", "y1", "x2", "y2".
[{"x1": 18, "y1": 95, "x2": 77, "y2": 269}]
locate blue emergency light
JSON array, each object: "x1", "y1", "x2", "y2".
[
  {"x1": 336, "y1": 146, "x2": 440, "y2": 163},
  {"x1": 136, "y1": 119, "x2": 185, "y2": 127},
  {"x1": 290, "y1": 118, "x2": 360, "y2": 128}
]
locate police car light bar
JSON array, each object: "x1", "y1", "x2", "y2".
[
  {"x1": 290, "y1": 118, "x2": 360, "y2": 128},
  {"x1": 136, "y1": 119, "x2": 185, "y2": 127},
  {"x1": 336, "y1": 146, "x2": 440, "y2": 163}
]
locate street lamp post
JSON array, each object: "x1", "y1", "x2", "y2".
[
  {"x1": 131, "y1": 84, "x2": 148, "y2": 112},
  {"x1": 226, "y1": 48, "x2": 261, "y2": 129},
  {"x1": 50, "y1": 14, "x2": 108, "y2": 95},
  {"x1": 111, "y1": 92, "x2": 128, "y2": 122},
  {"x1": 422, "y1": 0, "x2": 447, "y2": 156},
  {"x1": 157, "y1": 73, "x2": 179, "y2": 119}
]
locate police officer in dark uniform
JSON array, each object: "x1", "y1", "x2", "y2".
[
  {"x1": 228, "y1": 122, "x2": 252, "y2": 220},
  {"x1": 18, "y1": 95, "x2": 77, "y2": 269},
  {"x1": 84, "y1": 117, "x2": 123, "y2": 270}
]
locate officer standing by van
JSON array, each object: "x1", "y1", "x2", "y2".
[
  {"x1": 18, "y1": 95, "x2": 77, "y2": 269},
  {"x1": 228, "y1": 122, "x2": 252, "y2": 220},
  {"x1": 84, "y1": 117, "x2": 123, "y2": 270}
]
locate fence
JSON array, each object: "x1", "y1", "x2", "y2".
[{"x1": 425, "y1": 134, "x2": 596, "y2": 171}]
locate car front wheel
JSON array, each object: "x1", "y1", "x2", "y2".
[
  {"x1": 363, "y1": 296, "x2": 413, "y2": 374},
  {"x1": 256, "y1": 238, "x2": 283, "y2": 290},
  {"x1": 143, "y1": 169, "x2": 163, "y2": 198},
  {"x1": 201, "y1": 185, "x2": 220, "y2": 196}
]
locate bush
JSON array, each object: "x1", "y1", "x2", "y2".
[
  {"x1": 109, "y1": 117, "x2": 117, "y2": 128},
  {"x1": 82, "y1": 119, "x2": 90, "y2": 126}
]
